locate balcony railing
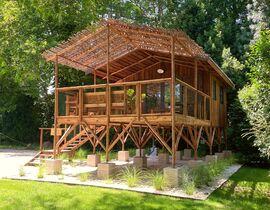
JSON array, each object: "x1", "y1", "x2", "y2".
[{"x1": 56, "y1": 78, "x2": 210, "y2": 121}]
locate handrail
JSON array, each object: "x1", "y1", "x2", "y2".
[{"x1": 176, "y1": 78, "x2": 210, "y2": 98}]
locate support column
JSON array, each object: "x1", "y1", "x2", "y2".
[
  {"x1": 105, "y1": 24, "x2": 110, "y2": 162},
  {"x1": 171, "y1": 36, "x2": 176, "y2": 168},
  {"x1": 53, "y1": 55, "x2": 59, "y2": 159}
]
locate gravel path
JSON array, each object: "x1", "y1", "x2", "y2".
[{"x1": 0, "y1": 149, "x2": 37, "y2": 178}]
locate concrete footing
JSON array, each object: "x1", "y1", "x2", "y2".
[
  {"x1": 215, "y1": 152, "x2": 224, "y2": 160},
  {"x1": 135, "y1": 149, "x2": 144, "y2": 157},
  {"x1": 158, "y1": 153, "x2": 169, "y2": 165},
  {"x1": 45, "y1": 159, "x2": 62, "y2": 175},
  {"x1": 182, "y1": 149, "x2": 192, "y2": 160},
  {"x1": 97, "y1": 163, "x2": 116, "y2": 179},
  {"x1": 223, "y1": 150, "x2": 232, "y2": 158},
  {"x1": 205, "y1": 155, "x2": 218, "y2": 163},
  {"x1": 176, "y1": 151, "x2": 182, "y2": 161},
  {"x1": 163, "y1": 167, "x2": 183, "y2": 187},
  {"x1": 187, "y1": 160, "x2": 204, "y2": 168},
  {"x1": 133, "y1": 156, "x2": 147, "y2": 168},
  {"x1": 87, "y1": 154, "x2": 101, "y2": 167},
  {"x1": 118, "y1": 151, "x2": 129, "y2": 162}
]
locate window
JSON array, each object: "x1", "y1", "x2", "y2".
[
  {"x1": 212, "y1": 80, "x2": 216, "y2": 100},
  {"x1": 220, "y1": 86, "x2": 224, "y2": 104}
]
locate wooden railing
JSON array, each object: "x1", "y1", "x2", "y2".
[
  {"x1": 176, "y1": 78, "x2": 210, "y2": 120},
  {"x1": 56, "y1": 78, "x2": 210, "y2": 121}
]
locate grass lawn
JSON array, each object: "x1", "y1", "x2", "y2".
[{"x1": 0, "y1": 167, "x2": 269, "y2": 210}]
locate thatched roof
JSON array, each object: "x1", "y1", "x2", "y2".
[{"x1": 42, "y1": 19, "x2": 234, "y2": 87}]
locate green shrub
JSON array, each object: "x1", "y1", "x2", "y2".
[
  {"x1": 59, "y1": 153, "x2": 69, "y2": 160},
  {"x1": 79, "y1": 173, "x2": 91, "y2": 182},
  {"x1": 179, "y1": 168, "x2": 196, "y2": 195},
  {"x1": 120, "y1": 166, "x2": 143, "y2": 187},
  {"x1": 75, "y1": 149, "x2": 87, "y2": 162},
  {"x1": 190, "y1": 165, "x2": 212, "y2": 187},
  {"x1": 18, "y1": 165, "x2": 25, "y2": 177},
  {"x1": 147, "y1": 170, "x2": 167, "y2": 191},
  {"x1": 183, "y1": 180, "x2": 196, "y2": 195},
  {"x1": 37, "y1": 164, "x2": 45, "y2": 179}
]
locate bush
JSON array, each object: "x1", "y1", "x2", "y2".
[
  {"x1": 37, "y1": 164, "x2": 45, "y2": 178},
  {"x1": 147, "y1": 170, "x2": 167, "y2": 191},
  {"x1": 190, "y1": 165, "x2": 212, "y2": 187},
  {"x1": 183, "y1": 180, "x2": 196, "y2": 195},
  {"x1": 18, "y1": 165, "x2": 25, "y2": 177},
  {"x1": 180, "y1": 168, "x2": 196, "y2": 195},
  {"x1": 59, "y1": 153, "x2": 69, "y2": 160},
  {"x1": 79, "y1": 173, "x2": 91, "y2": 182},
  {"x1": 75, "y1": 149, "x2": 87, "y2": 162},
  {"x1": 120, "y1": 166, "x2": 143, "y2": 187}
]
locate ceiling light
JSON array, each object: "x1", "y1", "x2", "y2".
[{"x1": 157, "y1": 69, "x2": 164, "y2": 74}]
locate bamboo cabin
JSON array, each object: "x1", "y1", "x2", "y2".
[{"x1": 31, "y1": 19, "x2": 234, "y2": 167}]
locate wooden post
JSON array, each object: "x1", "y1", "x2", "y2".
[
  {"x1": 53, "y1": 55, "x2": 59, "y2": 159},
  {"x1": 79, "y1": 88, "x2": 83, "y2": 122},
  {"x1": 39, "y1": 128, "x2": 43, "y2": 152},
  {"x1": 194, "y1": 59, "x2": 198, "y2": 118},
  {"x1": 171, "y1": 36, "x2": 176, "y2": 168},
  {"x1": 105, "y1": 24, "x2": 110, "y2": 162},
  {"x1": 136, "y1": 83, "x2": 140, "y2": 121},
  {"x1": 94, "y1": 70, "x2": 96, "y2": 92}
]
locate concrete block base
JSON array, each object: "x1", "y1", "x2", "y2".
[
  {"x1": 135, "y1": 149, "x2": 145, "y2": 157},
  {"x1": 97, "y1": 163, "x2": 116, "y2": 179},
  {"x1": 205, "y1": 155, "x2": 218, "y2": 163},
  {"x1": 176, "y1": 151, "x2": 182, "y2": 161},
  {"x1": 118, "y1": 151, "x2": 129, "y2": 162},
  {"x1": 187, "y1": 160, "x2": 204, "y2": 168},
  {"x1": 215, "y1": 152, "x2": 224, "y2": 160},
  {"x1": 223, "y1": 150, "x2": 232, "y2": 158},
  {"x1": 45, "y1": 159, "x2": 62, "y2": 175},
  {"x1": 133, "y1": 156, "x2": 147, "y2": 168},
  {"x1": 163, "y1": 167, "x2": 182, "y2": 188},
  {"x1": 158, "y1": 153, "x2": 169, "y2": 165},
  {"x1": 87, "y1": 154, "x2": 101, "y2": 167},
  {"x1": 182, "y1": 149, "x2": 192, "y2": 160}
]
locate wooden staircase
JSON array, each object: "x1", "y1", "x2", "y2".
[{"x1": 26, "y1": 125, "x2": 105, "y2": 166}]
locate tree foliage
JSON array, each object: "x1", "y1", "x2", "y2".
[{"x1": 239, "y1": 30, "x2": 270, "y2": 158}]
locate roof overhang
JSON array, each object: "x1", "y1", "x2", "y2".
[{"x1": 42, "y1": 19, "x2": 234, "y2": 87}]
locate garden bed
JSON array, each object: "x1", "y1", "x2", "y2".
[{"x1": 4, "y1": 156, "x2": 242, "y2": 200}]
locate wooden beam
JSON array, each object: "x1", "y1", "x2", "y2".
[
  {"x1": 144, "y1": 118, "x2": 172, "y2": 154},
  {"x1": 102, "y1": 55, "x2": 152, "y2": 79},
  {"x1": 117, "y1": 61, "x2": 161, "y2": 82},
  {"x1": 53, "y1": 55, "x2": 59, "y2": 158}
]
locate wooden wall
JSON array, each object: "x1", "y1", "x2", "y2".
[{"x1": 210, "y1": 75, "x2": 227, "y2": 127}]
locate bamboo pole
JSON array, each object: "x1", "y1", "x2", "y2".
[
  {"x1": 53, "y1": 55, "x2": 59, "y2": 159},
  {"x1": 171, "y1": 36, "x2": 176, "y2": 168}
]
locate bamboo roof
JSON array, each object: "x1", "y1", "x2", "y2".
[{"x1": 42, "y1": 19, "x2": 234, "y2": 87}]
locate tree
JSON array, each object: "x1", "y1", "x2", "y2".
[{"x1": 239, "y1": 30, "x2": 270, "y2": 158}]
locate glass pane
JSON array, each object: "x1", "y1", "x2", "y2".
[
  {"x1": 197, "y1": 94, "x2": 204, "y2": 119},
  {"x1": 111, "y1": 86, "x2": 125, "y2": 115},
  {"x1": 187, "y1": 89, "x2": 195, "y2": 117},
  {"x1": 175, "y1": 83, "x2": 184, "y2": 114},
  {"x1": 125, "y1": 86, "x2": 136, "y2": 114},
  {"x1": 83, "y1": 87, "x2": 106, "y2": 115},
  {"x1": 142, "y1": 82, "x2": 170, "y2": 114}
]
